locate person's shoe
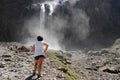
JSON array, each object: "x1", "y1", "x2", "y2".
[
  {"x1": 32, "y1": 70, "x2": 36, "y2": 76},
  {"x1": 37, "y1": 73, "x2": 42, "y2": 78}
]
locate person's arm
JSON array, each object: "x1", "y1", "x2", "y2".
[
  {"x1": 43, "y1": 42, "x2": 48, "y2": 52},
  {"x1": 32, "y1": 44, "x2": 35, "y2": 52}
]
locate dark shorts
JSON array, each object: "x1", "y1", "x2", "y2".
[{"x1": 34, "y1": 55, "x2": 45, "y2": 60}]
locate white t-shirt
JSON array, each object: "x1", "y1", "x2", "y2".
[{"x1": 34, "y1": 41, "x2": 44, "y2": 57}]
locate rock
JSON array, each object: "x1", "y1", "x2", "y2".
[
  {"x1": 8, "y1": 44, "x2": 31, "y2": 52},
  {"x1": 88, "y1": 51, "x2": 92, "y2": 54},
  {"x1": 8, "y1": 73, "x2": 19, "y2": 80},
  {"x1": 66, "y1": 53, "x2": 72, "y2": 58},
  {"x1": 88, "y1": 50, "x2": 100, "y2": 55},
  {"x1": 42, "y1": 71, "x2": 47, "y2": 75},
  {"x1": 4, "y1": 58, "x2": 11, "y2": 61},
  {"x1": 56, "y1": 73, "x2": 65, "y2": 78},
  {"x1": 1, "y1": 62, "x2": 5, "y2": 65},
  {"x1": 2, "y1": 74, "x2": 8, "y2": 79},
  {"x1": 17, "y1": 46, "x2": 30, "y2": 52},
  {"x1": 27, "y1": 60, "x2": 32, "y2": 63},
  {"x1": 57, "y1": 67, "x2": 68, "y2": 73},
  {"x1": 85, "y1": 67, "x2": 98, "y2": 71},
  {"x1": 101, "y1": 49, "x2": 109, "y2": 54},
  {"x1": 0, "y1": 62, "x2": 5, "y2": 68},
  {"x1": 2, "y1": 54, "x2": 11, "y2": 58},
  {"x1": 56, "y1": 55, "x2": 64, "y2": 60},
  {"x1": 64, "y1": 59, "x2": 71, "y2": 64},
  {"x1": 99, "y1": 65, "x2": 120, "y2": 74},
  {"x1": 0, "y1": 73, "x2": 2, "y2": 77},
  {"x1": 113, "y1": 39, "x2": 120, "y2": 46}
]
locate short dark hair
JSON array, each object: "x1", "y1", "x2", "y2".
[{"x1": 37, "y1": 36, "x2": 43, "y2": 41}]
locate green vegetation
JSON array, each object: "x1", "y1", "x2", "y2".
[{"x1": 46, "y1": 51, "x2": 83, "y2": 80}]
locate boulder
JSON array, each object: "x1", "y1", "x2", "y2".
[{"x1": 0, "y1": 62, "x2": 5, "y2": 68}]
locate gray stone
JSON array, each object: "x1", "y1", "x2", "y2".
[
  {"x1": 0, "y1": 62, "x2": 5, "y2": 68},
  {"x1": 2, "y1": 54, "x2": 11, "y2": 58}
]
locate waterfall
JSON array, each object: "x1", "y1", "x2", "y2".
[
  {"x1": 39, "y1": 3, "x2": 46, "y2": 36},
  {"x1": 25, "y1": 0, "x2": 81, "y2": 50},
  {"x1": 37, "y1": 1, "x2": 61, "y2": 50}
]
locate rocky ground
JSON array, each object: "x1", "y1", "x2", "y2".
[
  {"x1": 68, "y1": 39, "x2": 120, "y2": 80},
  {"x1": 0, "y1": 39, "x2": 120, "y2": 80},
  {"x1": 0, "y1": 42, "x2": 83, "y2": 80}
]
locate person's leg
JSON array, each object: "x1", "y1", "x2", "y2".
[
  {"x1": 37, "y1": 57, "x2": 44, "y2": 77},
  {"x1": 32, "y1": 59, "x2": 37, "y2": 76}
]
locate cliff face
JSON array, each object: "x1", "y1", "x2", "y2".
[
  {"x1": 38, "y1": 0, "x2": 120, "y2": 50},
  {"x1": 0, "y1": 0, "x2": 32, "y2": 41},
  {"x1": 75, "y1": 0, "x2": 120, "y2": 47},
  {"x1": 53, "y1": 0, "x2": 120, "y2": 50},
  {"x1": 0, "y1": 0, "x2": 120, "y2": 50}
]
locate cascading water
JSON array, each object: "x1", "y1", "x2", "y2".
[
  {"x1": 28, "y1": 1, "x2": 61, "y2": 50},
  {"x1": 39, "y1": 3, "x2": 46, "y2": 36},
  {"x1": 39, "y1": 1, "x2": 57, "y2": 35},
  {"x1": 25, "y1": 0, "x2": 90, "y2": 50}
]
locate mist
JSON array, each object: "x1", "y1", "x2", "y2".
[{"x1": 23, "y1": 0, "x2": 90, "y2": 50}]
